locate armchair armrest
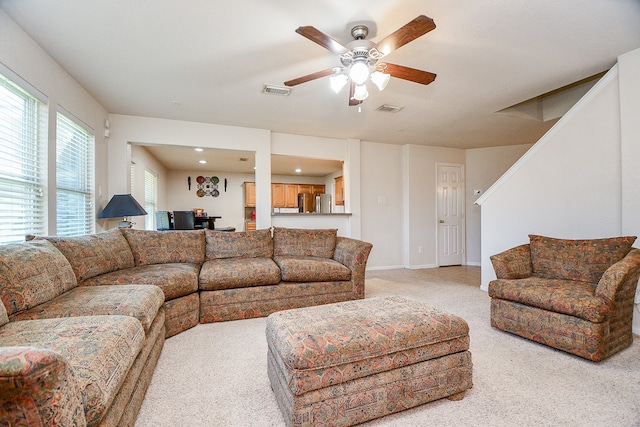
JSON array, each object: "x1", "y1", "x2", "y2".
[
  {"x1": 596, "y1": 248, "x2": 640, "y2": 307},
  {"x1": 333, "y1": 237, "x2": 373, "y2": 299},
  {"x1": 0, "y1": 346, "x2": 86, "y2": 426},
  {"x1": 490, "y1": 244, "x2": 533, "y2": 279}
]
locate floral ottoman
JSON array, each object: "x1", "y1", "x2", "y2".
[{"x1": 266, "y1": 296, "x2": 473, "y2": 427}]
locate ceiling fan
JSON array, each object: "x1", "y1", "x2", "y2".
[{"x1": 284, "y1": 15, "x2": 437, "y2": 106}]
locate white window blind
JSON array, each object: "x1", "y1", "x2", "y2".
[
  {"x1": 0, "y1": 73, "x2": 47, "y2": 243},
  {"x1": 56, "y1": 111, "x2": 94, "y2": 236},
  {"x1": 144, "y1": 169, "x2": 157, "y2": 230}
]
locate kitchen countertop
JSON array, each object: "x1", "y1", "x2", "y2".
[{"x1": 271, "y1": 212, "x2": 352, "y2": 216}]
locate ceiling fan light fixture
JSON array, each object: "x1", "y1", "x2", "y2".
[
  {"x1": 329, "y1": 73, "x2": 348, "y2": 93},
  {"x1": 353, "y1": 84, "x2": 369, "y2": 101},
  {"x1": 350, "y1": 59, "x2": 370, "y2": 85},
  {"x1": 370, "y1": 71, "x2": 391, "y2": 91}
]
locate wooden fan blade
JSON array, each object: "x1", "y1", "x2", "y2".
[
  {"x1": 380, "y1": 63, "x2": 437, "y2": 85},
  {"x1": 348, "y1": 80, "x2": 362, "y2": 106},
  {"x1": 284, "y1": 68, "x2": 337, "y2": 87},
  {"x1": 295, "y1": 26, "x2": 350, "y2": 55},
  {"x1": 375, "y1": 15, "x2": 436, "y2": 57}
]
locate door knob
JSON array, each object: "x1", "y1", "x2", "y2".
[{"x1": 439, "y1": 220, "x2": 445, "y2": 223}]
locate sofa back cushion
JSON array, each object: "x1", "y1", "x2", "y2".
[
  {"x1": 122, "y1": 229, "x2": 205, "y2": 265},
  {"x1": 205, "y1": 229, "x2": 273, "y2": 260},
  {"x1": 529, "y1": 234, "x2": 637, "y2": 283},
  {"x1": 0, "y1": 240, "x2": 77, "y2": 316},
  {"x1": 42, "y1": 228, "x2": 134, "y2": 282},
  {"x1": 273, "y1": 227, "x2": 337, "y2": 258}
]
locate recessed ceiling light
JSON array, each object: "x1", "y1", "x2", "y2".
[
  {"x1": 194, "y1": 148, "x2": 203, "y2": 152},
  {"x1": 295, "y1": 168, "x2": 302, "y2": 173},
  {"x1": 199, "y1": 160, "x2": 207, "y2": 164}
]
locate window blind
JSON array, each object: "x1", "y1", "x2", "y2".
[
  {"x1": 56, "y1": 111, "x2": 94, "y2": 236},
  {"x1": 0, "y1": 73, "x2": 47, "y2": 243},
  {"x1": 144, "y1": 169, "x2": 157, "y2": 230}
]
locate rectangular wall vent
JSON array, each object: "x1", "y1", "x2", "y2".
[
  {"x1": 263, "y1": 84, "x2": 291, "y2": 96},
  {"x1": 376, "y1": 104, "x2": 404, "y2": 113}
]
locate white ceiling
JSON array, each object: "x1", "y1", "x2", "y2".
[
  {"x1": 137, "y1": 144, "x2": 342, "y2": 177},
  {"x1": 2, "y1": 1, "x2": 640, "y2": 165}
]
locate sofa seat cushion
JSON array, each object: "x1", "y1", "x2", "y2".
[
  {"x1": 121, "y1": 229, "x2": 206, "y2": 266},
  {"x1": 199, "y1": 257, "x2": 281, "y2": 291},
  {"x1": 206, "y1": 228, "x2": 273, "y2": 259},
  {"x1": 41, "y1": 228, "x2": 134, "y2": 282},
  {"x1": 9, "y1": 285, "x2": 164, "y2": 334},
  {"x1": 273, "y1": 227, "x2": 337, "y2": 258},
  {"x1": 488, "y1": 277, "x2": 607, "y2": 323},
  {"x1": 273, "y1": 255, "x2": 351, "y2": 283},
  {"x1": 80, "y1": 263, "x2": 200, "y2": 301},
  {"x1": 0, "y1": 240, "x2": 77, "y2": 317},
  {"x1": 529, "y1": 235, "x2": 637, "y2": 284},
  {"x1": 0, "y1": 315, "x2": 145, "y2": 426}
]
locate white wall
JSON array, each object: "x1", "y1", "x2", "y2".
[
  {"x1": 406, "y1": 145, "x2": 466, "y2": 268},
  {"x1": 165, "y1": 170, "x2": 253, "y2": 232},
  {"x1": 129, "y1": 145, "x2": 168, "y2": 229},
  {"x1": 465, "y1": 144, "x2": 533, "y2": 265},
  {"x1": 360, "y1": 141, "x2": 405, "y2": 269},
  {"x1": 478, "y1": 47, "x2": 640, "y2": 333},
  {"x1": 0, "y1": 10, "x2": 111, "y2": 233}
]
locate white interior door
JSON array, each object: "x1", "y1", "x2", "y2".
[{"x1": 437, "y1": 164, "x2": 465, "y2": 266}]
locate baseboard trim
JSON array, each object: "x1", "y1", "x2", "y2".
[{"x1": 366, "y1": 265, "x2": 406, "y2": 271}]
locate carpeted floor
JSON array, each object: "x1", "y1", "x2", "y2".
[{"x1": 134, "y1": 267, "x2": 640, "y2": 427}]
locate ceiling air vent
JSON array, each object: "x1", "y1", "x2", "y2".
[
  {"x1": 376, "y1": 104, "x2": 404, "y2": 113},
  {"x1": 263, "y1": 84, "x2": 291, "y2": 96}
]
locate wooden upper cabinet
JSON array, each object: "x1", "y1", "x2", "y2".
[
  {"x1": 335, "y1": 176, "x2": 344, "y2": 206},
  {"x1": 312, "y1": 185, "x2": 326, "y2": 195},
  {"x1": 298, "y1": 184, "x2": 326, "y2": 195},
  {"x1": 297, "y1": 184, "x2": 313, "y2": 195},
  {"x1": 271, "y1": 182, "x2": 327, "y2": 208},
  {"x1": 284, "y1": 184, "x2": 298, "y2": 208},
  {"x1": 272, "y1": 183, "x2": 285, "y2": 208},
  {"x1": 244, "y1": 182, "x2": 256, "y2": 208}
]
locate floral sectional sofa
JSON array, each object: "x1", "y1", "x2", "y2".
[{"x1": 0, "y1": 227, "x2": 372, "y2": 426}]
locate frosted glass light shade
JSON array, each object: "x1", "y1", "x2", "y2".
[
  {"x1": 353, "y1": 84, "x2": 369, "y2": 101},
  {"x1": 329, "y1": 74, "x2": 348, "y2": 93},
  {"x1": 350, "y1": 60, "x2": 370, "y2": 85},
  {"x1": 370, "y1": 71, "x2": 391, "y2": 91}
]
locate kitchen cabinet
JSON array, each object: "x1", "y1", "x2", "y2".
[
  {"x1": 272, "y1": 184, "x2": 285, "y2": 208},
  {"x1": 244, "y1": 182, "x2": 255, "y2": 208},
  {"x1": 285, "y1": 184, "x2": 298, "y2": 208},
  {"x1": 271, "y1": 183, "x2": 325, "y2": 208},
  {"x1": 272, "y1": 183, "x2": 299, "y2": 208},
  {"x1": 297, "y1": 184, "x2": 326, "y2": 195},
  {"x1": 335, "y1": 176, "x2": 344, "y2": 206}
]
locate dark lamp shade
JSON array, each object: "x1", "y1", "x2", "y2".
[{"x1": 98, "y1": 194, "x2": 148, "y2": 219}]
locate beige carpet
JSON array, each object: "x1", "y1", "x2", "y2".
[{"x1": 135, "y1": 267, "x2": 640, "y2": 427}]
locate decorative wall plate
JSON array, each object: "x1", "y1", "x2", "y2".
[{"x1": 196, "y1": 176, "x2": 221, "y2": 197}]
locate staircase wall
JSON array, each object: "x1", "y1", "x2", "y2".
[{"x1": 477, "y1": 47, "x2": 640, "y2": 333}]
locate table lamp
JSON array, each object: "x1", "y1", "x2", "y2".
[{"x1": 98, "y1": 194, "x2": 147, "y2": 228}]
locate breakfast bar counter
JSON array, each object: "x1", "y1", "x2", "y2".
[{"x1": 271, "y1": 213, "x2": 352, "y2": 237}]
